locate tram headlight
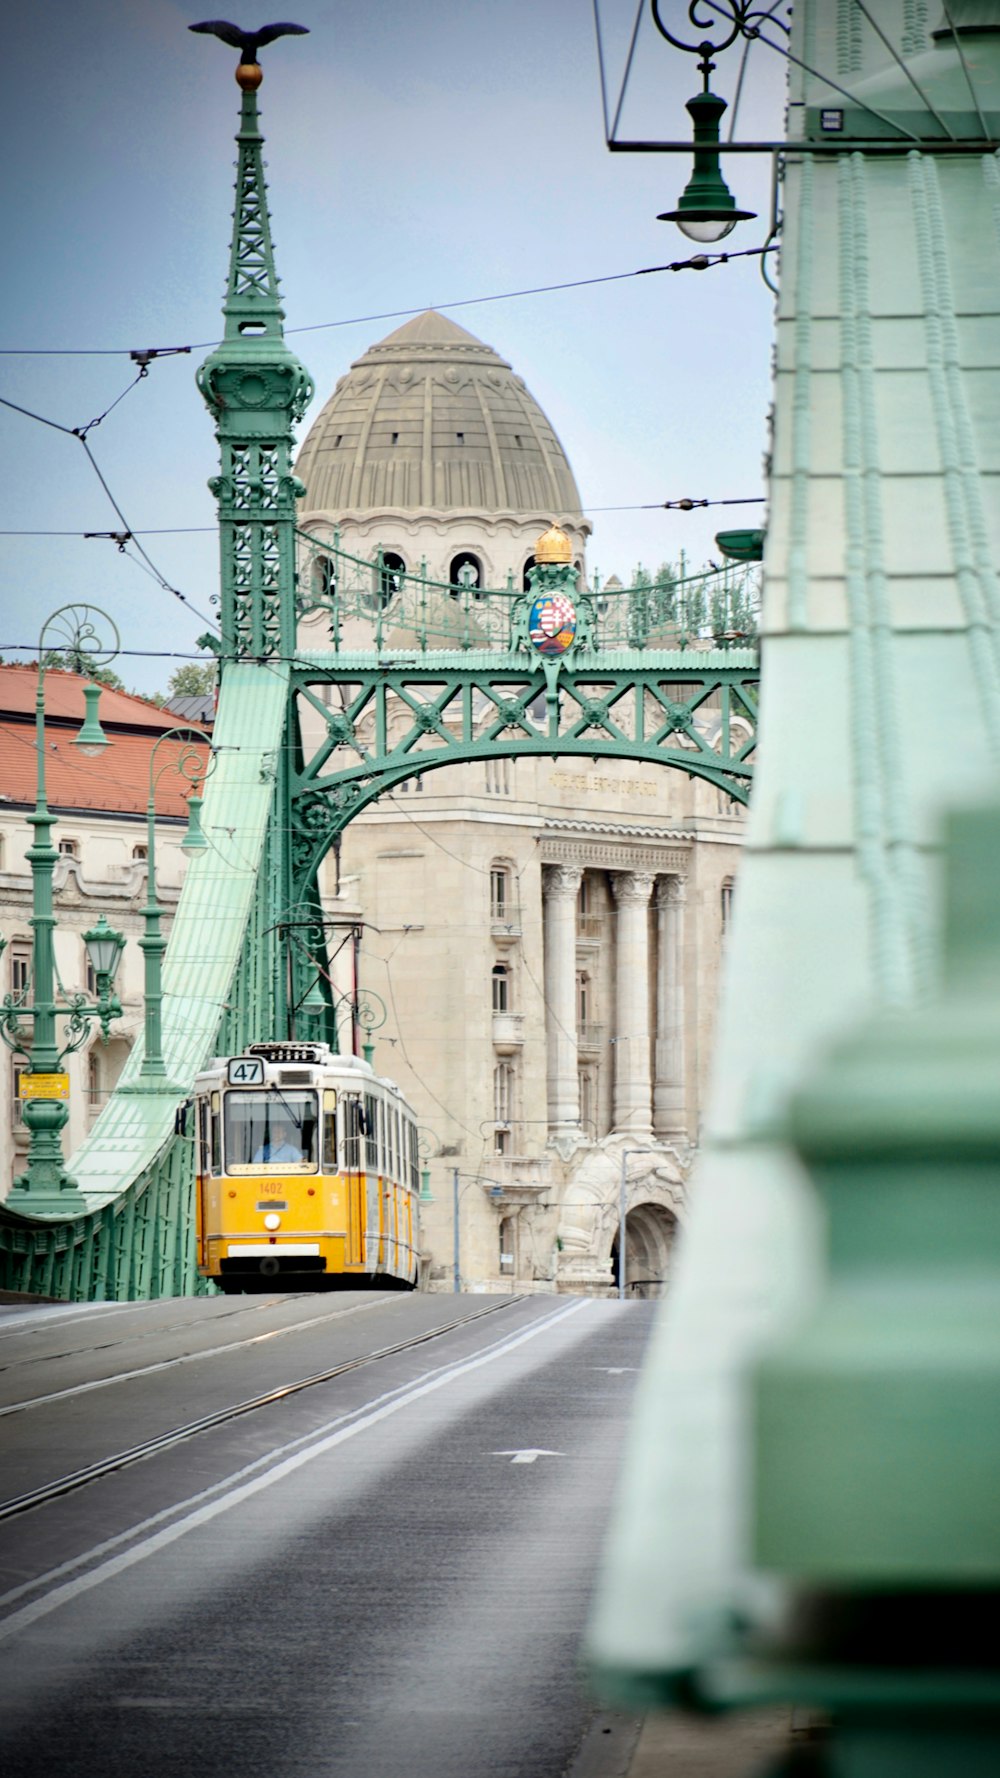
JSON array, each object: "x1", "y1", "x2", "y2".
[{"x1": 263, "y1": 1213, "x2": 282, "y2": 1231}]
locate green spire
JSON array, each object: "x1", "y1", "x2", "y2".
[{"x1": 194, "y1": 52, "x2": 314, "y2": 661}]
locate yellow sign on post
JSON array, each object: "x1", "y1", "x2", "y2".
[{"x1": 19, "y1": 1073, "x2": 70, "y2": 1102}]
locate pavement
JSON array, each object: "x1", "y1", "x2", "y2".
[{"x1": 569, "y1": 1706, "x2": 796, "y2": 1778}]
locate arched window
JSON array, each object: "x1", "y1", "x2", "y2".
[
  {"x1": 490, "y1": 863, "x2": 512, "y2": 922},
  {"x1": 521, "y1": 555, "x2": 537, "y2": 592},
  {"x1": 132, "y1": 844, "x2": 148, "y2": 862},
  {"x1": 721, "y1": 876, "x2": 735, "y2": 936},
  {"x1": 371, "y1": 550, "x2": 405, "y2": 609},
  {"x1": 449, "y1": 553, "x2": 483, "y2": 600},
  {"x1": 58, "y1": 837, "x2": 79, "y2": 858},
  {"x1": 492, "y1": 963, "x2": 510, "y2": 1014},
  {"x1": 499, "y1": 1216, "x2": 516, "y2": 1276},
  {"x1": 313, "y1": 553, "x2": 336, "y2": 600},
  {"x1": 576, "y1": 970, "x2": 590, "y2": 1024}
]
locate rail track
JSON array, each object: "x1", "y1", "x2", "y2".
[{"x1": 0, "y1": 1296, "x2": 526, "y2": 1523}]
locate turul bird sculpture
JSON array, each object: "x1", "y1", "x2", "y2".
[{"x1": 188, "y1": 20, "x2": 309, "y2": 62}]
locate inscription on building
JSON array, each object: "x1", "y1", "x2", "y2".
[{"x1": 550, "y1": 771, "x2": 659, "y2": 799}]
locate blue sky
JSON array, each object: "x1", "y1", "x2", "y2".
[{"x1": 1, "y1": 1, "x2": 786, "y2": 696}]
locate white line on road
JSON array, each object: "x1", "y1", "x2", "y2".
[
  {"x1": 493, "y1": 1449, "x2": 564, "y2": 1464},
  {"x1": 0, "y1": 1297, "x2": 591, "y2": 1640}
]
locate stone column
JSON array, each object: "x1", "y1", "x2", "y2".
[
  {"x1": 542, "y1": 865, "x2": 582, "y2": 1136},
  {"x1": 654, "y1": 875, "x2": 687, "y2": 1138},
  {"x1": 611, "y1": 872, "x2": 655, "y2": 1133}
]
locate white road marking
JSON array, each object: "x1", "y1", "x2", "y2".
[
  {"x1": 493, "y1": 1449, "x2": 564, "y2": 1465},
  {"x1": 0, "y1": 1297, "x2": 590, "y2": 1638},
  {"x1": 590, "y1": 1366, "x2": 637, "y2": 1375}
]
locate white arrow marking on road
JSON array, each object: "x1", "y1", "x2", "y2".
[
  {"x1": 493, "y1": 1449, "x2": 564, "y2": 1465},
  {"x1": 591, "y1": 1366, "x2": 637, "y2": 1374}
]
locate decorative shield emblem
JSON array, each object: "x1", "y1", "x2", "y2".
[{"x1": 528, "y1": 593, "x2": 577, "y2": 655}]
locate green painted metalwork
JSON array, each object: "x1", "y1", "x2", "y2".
[{"x1": 0, "y1": 30, "x2": 759, "y2": 1301}]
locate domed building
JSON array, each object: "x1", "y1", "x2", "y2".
[
  {"x1": 296, "y1": 309, "x2": 589, "y2": 601},
  {"x1": 294, "y1": 313, "x2": 745, "y2": 1296}
]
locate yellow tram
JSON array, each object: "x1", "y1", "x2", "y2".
[{"x1": 194, "y1": 1042, "x2": 419, "y2": 1291}]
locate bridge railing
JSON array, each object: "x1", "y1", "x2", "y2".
[{"x1": 295, "y1": 529, "x2": 760, "y2": 656}]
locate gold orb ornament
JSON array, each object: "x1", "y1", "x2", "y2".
[
  {"x1": 236, "y1": 61, "x2": 263, "y2": 90},
  {"x1": 535, "y1": 524, "x2": 572, "y2": 565}
]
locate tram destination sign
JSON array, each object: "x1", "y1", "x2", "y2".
[{"x1": 246, "y1": 1043, "x2": 323, "y2": 1065}]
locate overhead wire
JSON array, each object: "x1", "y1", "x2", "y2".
[
  {"x1": 0, "y1": 245, "x2": 777, "y2": 359},
  {"x1": 0, "y1": 384, "x2": 218, "y2": 631}
]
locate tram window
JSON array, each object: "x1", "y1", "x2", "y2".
[
  {"x1": 407, "y1": 1121, "x2": 418, "y2": 1192},
  {"x1": 342, "y1": 1096, "x2": 363, "y2": 1172},
  {"x1": 364, "y1": 1094, "x2": 378, "y2": 1169},
  {"x1": 210, "y1": 1093, "x2": 222, "y2": 1176},
  {"x1": 199, "y1": 1099, "x2": 210, "y2": 1175},
  {"x1": 323, "y1": 1088, "x2": 337, "y2": 1172},
  {"x1": 223, "y1": 1090, "x2": 317, "y2": 1172},
  {"x1": 377, "y1": 1097, "x2": 386, "y2": 1175}
]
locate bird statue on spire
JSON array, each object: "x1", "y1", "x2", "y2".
[{"x1": 189, "y1": 20, "x2": 309, "y2": 87}]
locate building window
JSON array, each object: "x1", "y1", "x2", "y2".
[
  {"x1": 9, "y1": 943, "x2": 31, "y2": 999},
  {"x1": 490, "y1": 864, "x2": 512, "y2": 922},
  {"x1": 485, "y1": 755, "x2": 512, "y2": 796},
  {"x1": 721, "y1": 876, "x2": 735, "y2": 936},
  {"x1": 397, "y1": 776, "x2": 424, "y2": 794},
  {"x1": 132, "y1": 844, "x2": 148, "y2": 862},
  {"x1": 577, "y1": 970, "x2": 590, "y2": 1023},
  {"x1": 499, "y1": 1216, "x2": 516, "y2": 1276},
  {"x1": 492, "y1": 963, "x2": 510, "y2": 1014},
  {"x1": 579, "y1": 1067, "x2": 596, "y2": 1137},
  {"x1": 11, "y1": 1063, "x2": 25, "y2": 1129},
  {"x1": 87, "y1": 1048, "x2": 101, "y2": 1117},
  {"x1": 372, "y1": 550, "x2": 406, "y2": 608},
  {"x1": 313, "y1": 554, "x2": 336, "y2": 600},
  {"x1": 59, "y1": 837, "x2": 79, "y2": 858},
  {"x1": 449, "y1": 553, "x2": 482, "y2": 600},
  {"x1": 493, "y1": 1061, "x2": 514, "y2": 1152}
]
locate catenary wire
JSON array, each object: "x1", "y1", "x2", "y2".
[{"x1": 0, "y1": 246, "x2": 778, "y2": 358}]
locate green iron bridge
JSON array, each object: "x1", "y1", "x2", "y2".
[{"x1": 0, "y1": 58, "x2": 759, "y2": 1300}]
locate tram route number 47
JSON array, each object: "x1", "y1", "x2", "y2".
[{"x1": 228, "y1": 1057, "x2": 265, "y2": 1086}]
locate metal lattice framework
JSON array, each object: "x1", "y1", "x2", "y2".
[{"x1": 0, "y1": 47, "x2": 759, "y2": 1299}]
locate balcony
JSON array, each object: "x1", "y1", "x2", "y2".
[
  {"x1": 577, "y1": 913, "x2": 605, "y2": 946},
  {"x1": 492, "y1": 1011, "x2": 524, "y2": 1053},
  {"x1": 576, "y1": 1022, "x2": 606, "y2": 1057},
  {"x1": 490, "y1": 907, "x2": 522, "y2": 945}
]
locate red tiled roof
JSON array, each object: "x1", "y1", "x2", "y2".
[{"x1": 0, "y1": 667, "x2": 210, "y2": 818}]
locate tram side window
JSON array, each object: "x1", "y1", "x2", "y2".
[
  {"x1": 342, "y1": 1096, "x2": 362, "y2": 1172},
  {"x1": 364, "y1": 1093, "x2": 378, "y2": 1170},
  {"x1": 210, "y1": 1093, "x2": 222, "y2": 1176},
  {"x1": 323, "y1": 1089, "x2": 337, "y2": 1172},
  {"x1": 199, "y1": 1099, "x2": 210, "y2": 1175},
  {"x1": 409, "y1": 1121, "x2": 418, "y2": 1192},
  {"x1": 377, "y1": 1097, "x2": 387, "y2": 1176}
]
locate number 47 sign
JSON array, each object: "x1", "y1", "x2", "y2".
[{"x1": 227, "y1": 1057, "x2": 264, "y2": 1085}]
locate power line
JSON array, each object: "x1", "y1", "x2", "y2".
[{"x1": 0, "y1": 246, "x2": 778, "y2": 358}]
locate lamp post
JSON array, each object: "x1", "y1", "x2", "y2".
[
  {"x1": 134, "y1": 729, "x2": 212, "y2": 1087},
  {"x1": 0, "y1": 605, "x2": 126, "y2": 1213}
]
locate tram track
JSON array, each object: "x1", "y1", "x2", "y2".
[
  {"x1": 0, "y1": 1295, "x2": 398, "y2": 1416},
  {"x1": 0, "y1": 1295, "x2": 527, "y2": 1524}
]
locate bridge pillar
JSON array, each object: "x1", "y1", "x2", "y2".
[
  {"x1": 612, "y1": 872, "x2": 655, "y2": 1134},
  {"x1": 653, "y1": 875, "x2": 687, "y2": 1140},
  {"x1": 543, "y1": 865, "x2": 582, "y2": 1141}
]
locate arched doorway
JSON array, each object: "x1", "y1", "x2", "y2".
[{"x1": 610, "y1": 1201, "x2": 677, "y2": 1300}]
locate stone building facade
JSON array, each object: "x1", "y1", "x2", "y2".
[{"x1": 296, "y1": 311, "x2": 745, "y2": 1295}]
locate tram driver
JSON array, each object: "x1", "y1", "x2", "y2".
[{"x1": 252, "y1": 1116, "x2": 302, "y2": 1164}]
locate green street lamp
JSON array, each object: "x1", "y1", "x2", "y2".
[
  {"x1": 651, "y1": 3, "x2": 757, "y2": 242},
  {"x1": 132, "y1": 730, "x2": 213, "y2": 1088},
  {"x1": 0, "y1": 605, "x2": 126, "y2": 1214}
]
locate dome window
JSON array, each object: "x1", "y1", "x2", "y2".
[
  {"x1": 371, "y1": 551, "x2": 406, "y2": 609},
  {"x1": 449, "y1": 554, "x2": 483, "y2": 601}
]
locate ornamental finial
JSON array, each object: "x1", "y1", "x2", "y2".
[{"x1": 189, "y1": 20, "x2": 309, "y2": 85}]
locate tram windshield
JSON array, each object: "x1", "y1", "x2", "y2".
[{"x1": 224, "y1": 1090, "x2": 318, "y2": 1172}]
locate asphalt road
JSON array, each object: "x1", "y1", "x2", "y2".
[{"x1": 0, "y1": 1291, "x2": 653, "y2": 1777}]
